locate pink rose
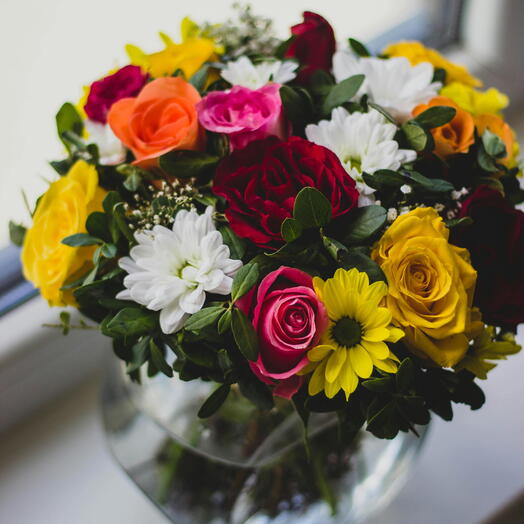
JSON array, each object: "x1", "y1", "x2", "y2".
[
  {"x1": 238, "y1": 266, "x2": 328, "y2": 399},
  {"x1": 197, "y1": 84, "x2": 286, "y2": 150},
  {"x1": 84, "y1": 65, "x2": 148, "y2": 124}
]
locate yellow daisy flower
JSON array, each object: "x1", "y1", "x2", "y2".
[
  {"x1": 440, "y1": 82, "x2": 509, "y2": 116},
  {"x1": 301, "y1": 268, "x2": 404, "y2": 400}
]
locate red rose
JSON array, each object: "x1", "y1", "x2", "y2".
[
  {"x1": 452, "y1": 185, "x2": 524, "y2": 327},
  {"x1": 285, "y1": 11, "x2": 336, "y2": 83},
  {"x1": 213, "y1": 136, "x2": 359, "y2": 249},
  {"x1": 237, "y1": 266, "x2": 328, "y2": 399},
  {"x1": 85, "y1": 65, "x2": 148, "y2": 124}
]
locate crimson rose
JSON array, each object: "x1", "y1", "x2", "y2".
[
  {"x1": 285, "y1": 11, "x2": 336, "y2": 83},
  {"x1": 213, "y1": 136, "x2": 359, "y2": 249},
  {"x1": 452, "y1": 185, "x2": 524, "y2": 327},
  {"x1": 85, "y1": 65, "x2": 148, "y2": 124}
]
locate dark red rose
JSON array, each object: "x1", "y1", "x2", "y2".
[
  {"x1": 213, "y1": 136, "x2": 359, "y2": 249},
  {"x1": 285, "y1": 11, "x2": 336, "y2": 83},
  {"x1": 84, "y1": 65, "x2": 148, "y2": 124},
  {"x1": 452, "y1": 185, "x2": 524, "y2": 327}
]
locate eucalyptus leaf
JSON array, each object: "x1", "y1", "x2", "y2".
[
  {"x1": 482, "y1": 129, "x2": 507, "y2": 159},
  {"x1": 322, "y1": 74, "x2": 365, "y2": 115},
  {"x1": 293, "y1": 187, "x2": 332, "y2": 228},
  {"x1": 401, "y1": 122, "x2": 428, "y2": 151},
  {"x1": 61, "y1": 233, "x2": 102, "y2": 247},
  {"x1": 8, "y1": 221, "x2": 26, "y2": 247},
  {"x1": 348, "y1": 38, "x2": 370, "y2": 57},
  {"x1": 219, "y1": 225, "x2": 246, "y2": 260},
  {"x1": 413, "y1": 105, "x2": 456, "y2": 128},
  {"x1": 343, "y1": 205, "x2": 387, "y2": 244},
  {"x1": 56, "y1": 102, "x2": 83, "y2": 150},
  {"x1": 281, "y1": 218, "x2": 303, "y2": 243}
]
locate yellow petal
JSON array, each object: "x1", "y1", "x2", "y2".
[
  {"x1": 349, "y1": 345, "x2": 373, "y2": 378},
  {"x1": 363, "y1": 327, "x2": 390, "y2": 342},
  {"x1": 325, "y1": 378, "x2": 341, "y2": 399},
  {"x1": 363, "y1": 307, "x2": 392, "y2": 330},
  {"x1": 386, "y1": 326, "x2": 405, "y2": 343},
  {"x1": 339, "y1": 361, "x2": 358, "y2": 400},
  {"x1": 325, "y1": 349, "x2": 347, "y2": 383},
  {"x1": 308, "y1": 360, "x2": 327, "y2": 396},
  {"x1": 307, "y1": 344, "x2": 334, "y2": 362},
  {"x1": 362, "y1": 340, "x2": 389, "y2": 359}
]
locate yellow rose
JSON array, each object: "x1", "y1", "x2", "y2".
[
  {"x1": 440, "y1": 82, "x2": 508, "y2": 116},
  {"x1": 384, "y1": 41, "x2": 481, "y2": 87},
  {"x1": 22, "y1": 160, "x2": 106, "y2": 306},
  {"x1": 371, "y1": 208, "x2": 478, "y2": 367},
  {"x1": 126, "y1": 18, "x2": 219, "y2": 79}
]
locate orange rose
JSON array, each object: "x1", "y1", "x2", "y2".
[
  {"x1": 108, "y1": 77, "x2": 202, "y2": 167},
  {"x1": 413, "y1": 96, "x2": 474, "y2": 158},
  {"x1": 475, "y1": 113, "x2": 515, "y2": 167}
]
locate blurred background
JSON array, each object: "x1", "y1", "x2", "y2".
[{"x1": 1, "y1": 1, "x2": 524, "y2": 523}]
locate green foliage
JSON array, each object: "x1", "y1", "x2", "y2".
[
  {"x1": 189, "y1": 64, "x2": 210, "y2": 92},
  {"x1": 8, "y1": 221, "x2": 26, "y2": 247},
  {"x1": 322, "y1": 74, "x2": 365, "y2": 115},
  {"x1": 150, "y1": 339, "x2": 174, "y2": 378},
  {"x1": 293, "y1": 187, "x2": 332, "y2": 228},
  {"x1": 231, "y1": 262, "x2": 259, "y2": 302},
  {"x1": 341, "y1": 205, "x2": 387, "y2": 244},
  {"x1": 281, "y1": 218, "x2": 303, "y2": 243},
  {"x1": 348, "y1": 38, "x2": 370, "y2": 57},
  {"x1": 219, "y1": 225, "x2": 246, "y2": 260},
  {"x1": 198, "y1": 384, "x2": 231, "y2": 418},
  {"x1": 401, "y1": 122, "x2": 429, "y2": 151},
  {"x1": 56, "y1": 102, "x2": 83, "y2": 152},
  {"x1": 184, "y1": 306, "x2": 225, "y2": 332},
  {"x1": 231, "y1": 307, "x2": 259, "y2": 361},
  {"x1": 159, "y1": 150, "x2": 220, "y2": 180},
  {"x1": 238, "y1": 376, "x2": 274, "y2": 410},
  {"x1": 61, "y1": 233, "x2": 102, "y2": 247},
  {"x1": 279, "y1": 85, "x2": 314, "y2": 132},
  {"x1": 413, "y1": 105, "x2": 456, "y2": 129},
  {"x1": 367, "y1": 102, "x2": 396, "y2": 124},
  {"x1": 104, "y1": 308, "x2": 158, "y2": 337}
]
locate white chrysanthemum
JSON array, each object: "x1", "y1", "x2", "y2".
[
  {"x1": 221, "y1": 56, "x2": 298, "y2": 89},
  {"x1": 85, "y1": 120, "x2": 126, "y2": 166},
  {"x1": 117, "y1": 207, "x2": 242, "y2": 334},
  {"x1": 306, "y1": 107, "x2": 417, "y2": 206},
  {"x1": 332, "y1": 52, "x2": 441, "y2": 122}
]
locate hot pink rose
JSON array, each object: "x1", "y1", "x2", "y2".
[
  {"x1": 238, "y1": 266, "x2": 328, "y2": 399},
  {"x1": 197, "y1": 84, "x2": 286, "y2": 150}
]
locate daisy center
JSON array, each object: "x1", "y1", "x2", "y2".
[
  {"x1": 331, "y1": 316, "x2": 362, "y2": 348},
  {"x1": 344, "y1": 156, "x2": 362, "y2": 172}
]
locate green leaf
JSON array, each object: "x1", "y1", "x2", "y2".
[
  {"x1": 189, "y1": 64, "x2": 209, "y2": 92},
  {"x1": 150, "y1": 339, "x2": 174, "y2": 378},
  {"x1": 113, "y1": 202, "x2": 135, "y2": 243},
  {"x1": 231, "y1": 262, "x2": 259, "y2": 302},
  {"x1": 159, "y1": 150, "x2": 219, "y2": 179},
  {"x1": 406, "y1": 171, "x2": 454, "y2": 193},
  {"x1": 368, "y1": 102, "x2": 396, "y2": 124},
  {"x1": 322, "y1": 74, "x2": 365, "y2": 115},
  {"x1": 309, "y1": 70, "x2": 335, "y2": 97},
  {"x1": 8, "y1": 221, "x2": 26, "y2": 247},
  {"x1": 446, "y1": 216, "x2": 473, "y2": 229},
  {"x1": 281, "y1": 218, "x2": 303, "y2": 243},
  {"x1": 401, "y1": 122, "x2": 428, "y2": 151},
  {"x1": 293, "y1": 187, "x2": 332, "y2": 228},
  {"x1": 61, "y1": 233, "x2": 102, "y2": 247},
  {"x1": 219, "y1": 225, "x2": 246, "y2": 260},
  {"x1": 238, "y1": 377, "x2": 274, "y2": 410},
  {"x1": 482, "y1": 129, "x2": 507, "y2": 159},
  {"x1": 127, "y1": 336, "x2": 151, "y2": 373},
  {"x1": 396, "y1": 358, "x2": 414, "y2": 393},
  {"x1": 184, "y1": 306, "x2": 224, "y2": 332},
  {"x1": 366, "y1": 399, "x2": 399, "y2": 439},
  {"x1": 103, "y1": 191, "x2": 123, "y2": 217},
  {"x1": 362, "y1": 169, "x2": 407, "y2": 190},
  {"x1": 101, "y1": 243, "x2": 118, "y2": 258},
  {"x1": 343, "y1": 205, "x2": 387, "y2": 244},
  {"x1": 59, "y1": 311, "x2": 71, "y2": 335},
  {"x1": 106, "y1": 308, "x2": 158, "y2": 336},
  {"x1": 56, "y1": 102, "x2": 83, "y2": 150},
  {"x1": 279, "y1": 85, "x2": 314, "y2": 127},
  {"x1": 217, "y1": 309, "x2": 232, "y2": 335},
  {"x1": 322, "y1": 235, "x2": 348, "y2": 262},
  {"x1": 362, "y1": 377, "x2": 394, "y2": 393},
  {"x1": 198, "y1": 383, "x2": 231, "y2": 418},
  {"x1": 348, "y1": 38, "x2": 370, "y2": 57},
  {"x1": 86, "y1": 212, "x2": 110, "y2": 242},
  {"x1": 231, "y1": 308, "x2": 259, "y2": 361},
  {"x1": 413, "y1": 105, "x2": 456, "y2": 128},
  {"x1": 400, "y1": 396, "x2": 430, "y2": 425},
  {"x1": 339, "y1": 250, "x2": 386, "y2": 283}
]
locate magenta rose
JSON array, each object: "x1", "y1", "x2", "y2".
[
  {"x1": 84, "y1": 65, "x2": 148, "y2": 124},
  {"x1": 238, "y1": 266, "x2": 328, "y2": 399},
  {"x1": 197, "y1": 84, "x2": 286, "y2": 150}
]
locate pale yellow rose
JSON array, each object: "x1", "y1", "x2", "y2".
[
  {"x1": 384, "y1": 41, "x2": 481, "y2": 87},
  {"x1": 126, "y1": 18, "x2": 219, "y2": 79},
  {"x1": 22, "y1": 160, "x2": 106, "y2": 306},
  {"x1": 371, "y1": 207, "x2": 478, "y2": 367},
  {"x1": 440, "y1": 82, "x2": 508, "y2": 116}
]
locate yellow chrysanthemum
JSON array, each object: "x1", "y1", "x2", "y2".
[
  {"x1": 126, "y1": 17, "x2": 220, "y2": 79},
  {"x1": 454, "y1": 326, "x2": 521, "y2": 379},
  {"x1": 301, "y1": 268, "x2": 404, "y2": 400},
  {"x1": 440, "y1": 82, "x2": 509, "y2": 116},
  {"x1": 384, "y1": 41, "x2": 481, "y2": 87}
]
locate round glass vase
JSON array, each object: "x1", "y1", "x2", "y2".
[{"x1": 101, "y1": 360, "x2": 428, "y2": 524}]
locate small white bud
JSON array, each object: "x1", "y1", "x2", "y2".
[
  {"x1": 400, "y1": 184, "x2": 412, "y2": 194},
  {"x1": 387, "y1": 208, "x2": 398, "y2": 222}
]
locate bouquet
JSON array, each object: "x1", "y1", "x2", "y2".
[{"x1": 14, "y1": 5, "x2": 523, "y2": 445}]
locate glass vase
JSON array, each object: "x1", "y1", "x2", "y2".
[{"x1": 101, "y1": 360, "x2": 428, "y2": 524}]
